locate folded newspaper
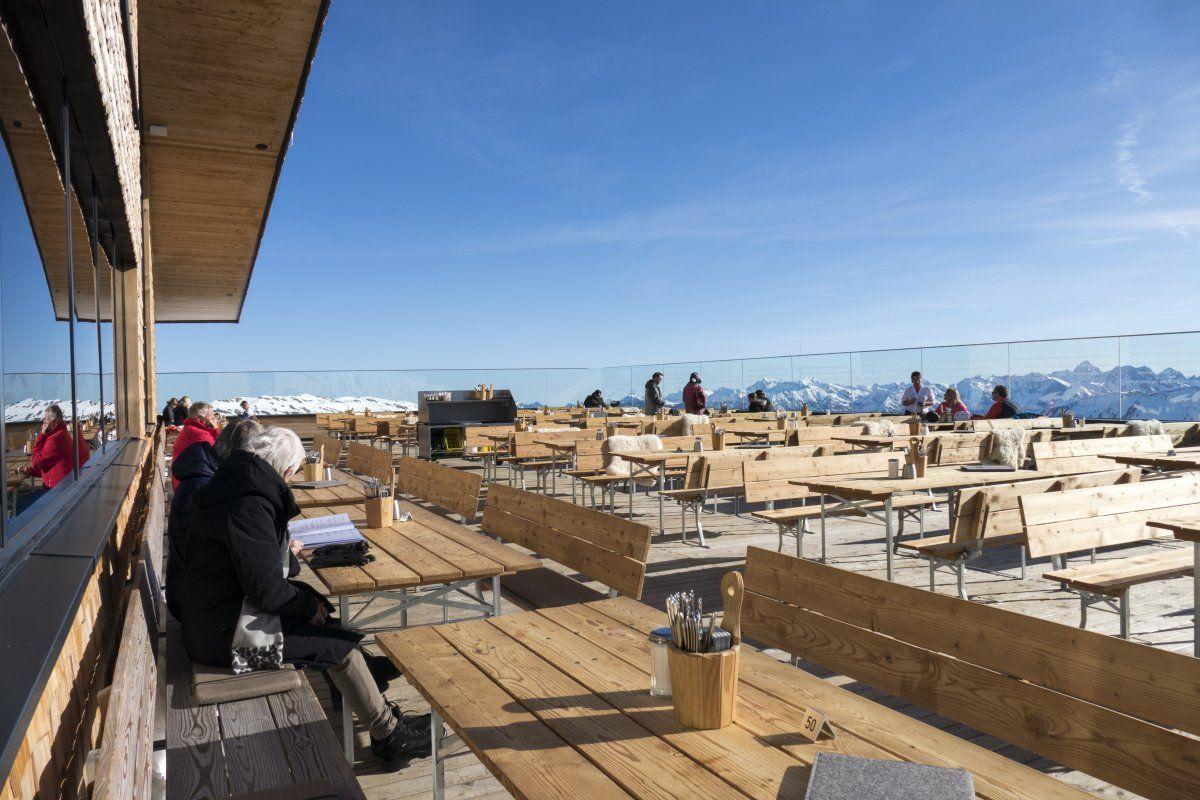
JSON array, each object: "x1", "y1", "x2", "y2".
[{"x1": 288, "y1": 513, "x2": 364, "y2": 548}]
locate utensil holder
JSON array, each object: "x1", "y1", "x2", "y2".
[
  {"x1": 667, "y1": 644, "x2": 739, "y2": 729},
  {"x1": 302, "y1": 462, "x2": 323, "y2": 482},
  {"x1": 365, "y1": 496, "x2": 392, "y2": 528}
]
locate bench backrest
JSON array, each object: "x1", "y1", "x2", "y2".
[
  {"x1": 312, "y1": 432, "x2": 343, "y2": 466},
  {"x1": 464, "y1": 425, "x2": 514, "y2": 451},
  {"x1": 1162, "y1": 421, "x2": 1200, "y2": 446},
  {"x1": 741, "y1": 546, "x2": 1200, "y2": 800},
  {"x1": 1031, "y1": 433, "x2": 1173, "y2": 472},
  {"x1": 971, "y1": 416, "x2": 1063, "y2": 431},
  {"x1": 396, "y1": 456, "x2": 483, "y2": 521},
  {"x1": 742, "y1": 451, "x2": 894, "y2": 504},
  {"x1": 1020, "y1": 471, "x2": 1200, "y2": 558},
  {"x1": 512, "y1": 428, "x2": 595, "y2": 459},
  {"x1": 92, "y1": 560, "x2": 156, "y2": 800},
  {"x1": 683, "y1": 446, "x2": 826, "y2": 491},
  {"x1": 928, "y1": 432, "x2": 990, "y2": 465},
  {"x1": 949, "y1": 468, "x2": 1140, "y2": 545},
  {"x1": 345, "y1": 441, "x2": 395, "y2": 488},
  {"x1": 481, "y1": 483, "x2": 651, "y2": 598}
]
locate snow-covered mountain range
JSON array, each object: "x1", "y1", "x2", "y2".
[
  {"x1": 4, "y1": 395, "x2": 415, "y2": 424},
  {"x1": 619, "y1": 361, "x2": 1200, "y2": 420}
]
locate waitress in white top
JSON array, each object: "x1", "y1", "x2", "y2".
[{"x1": 901, "y1": 371, "x2": 935, "y2": 418}]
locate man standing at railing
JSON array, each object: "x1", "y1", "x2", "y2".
[
  {"x1": 644, "y1": 371, "x2": 666, "y2": 414},
  {"x1": 683, "y1": 372, "x2": 707, "y2": 414}
]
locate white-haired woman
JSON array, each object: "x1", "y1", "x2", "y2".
[{"x1": 182, "y1": 426, "x2": 429, "y2": 768}]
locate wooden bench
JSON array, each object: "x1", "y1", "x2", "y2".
[
  {"x1": 741, "y1": 545, "x2": 1200, "y2": 800},
  {"x1": 395, "y1": 454, "x2": 483, "y2": 522},
  {"x1": 344, "y1": 441, "x2": 395, "y2": 486},
  {"x1": 897, "y1": 469, "x2": 1140, "y2": 599},
  {"x1": 502, "y1": 429, "x2": 598, "y2": 490},
  {"x1": 165, "y1": 620, "x2": 365, "y2": 797},
  {"x1": 745, "y1": 452, "x2": 938, "y2": 559},
  {"x1": 90, "y1": 558, "x2": 157, "y2": 800},
  {"x1": 660, "y1": 447, "x2": 826, "y2": 546},
  {"x1": 481, "y1": 483, "x2": 651, "y2": 608},
  {"x1": 1021, "y1": 472, "x2": 1198, "y2": 638},
  {"x1": 1031, "y1": 433, "x2": 1173, "y2": 472},
  {"x1": 928, "y1": 431, "x2": 991, "y2": 464},
  {"x1": 574, "y1": 434, "x2": 717, "y2": 508}
]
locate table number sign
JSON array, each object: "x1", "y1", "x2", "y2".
[{"x1": 799, "y1": 706, "x2": 836, "y2": 742}]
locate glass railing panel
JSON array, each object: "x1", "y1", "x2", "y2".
[
  {"x1": 851, "y1": 348, "x2": 920, "y2": 413},
  {"x1": 1118, "y1": 332, "x2": 1200, "y2": 420},
  {"x1": 793, "y1": 353, "x2": 853, "y2": 412},
  {"x1": 700, "y1": 359, "x2": 744, "y2": 411},
  {"x1": 921, "y1": 343, "x2": 1010, "y2": 416},
  {"x1": 742, "y1": 356, "x2": 793, "y2": 410},
  {"x1": 1007, "y1": 337, "x2": 1120, "y2": 417}
]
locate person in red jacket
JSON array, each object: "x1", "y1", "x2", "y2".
[
  {"x1": 172, "y1": 401, "x2": 220, "y2": 490},
  {"x1": 19, "y1": 404, "x2": 90, "y2": 503},
  {"x1": 682, "y1": 373, "x2": 707, "y2": 414}
]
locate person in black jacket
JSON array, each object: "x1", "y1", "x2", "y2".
[
  {"x1": 173, "y1": 396, "x2": 190, "y2": 426},
  {"x1": 582, "y1": 389, "x2": 605, "y2": 408},
  {"x1": 747, "y1": 390, "x2": 774, "y2": 412},
  {"x1": 166, "y1": 419, "x2": 262, "y2": 621},
  {"x1": 182, "y1": 426, "x2": 429, "y2": 768},
  {"x1": 162, "y1": 397, "x2": 178, "y2": 424}
]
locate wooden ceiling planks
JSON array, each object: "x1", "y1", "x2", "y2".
[
  {"x1": 0, "y1": 21, "x2": 116, "y2": 321},
  {"x1": 139, "y1": 0, "x2": 329, "y2": 322}
]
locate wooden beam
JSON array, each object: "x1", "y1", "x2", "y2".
[
  {"x1": 140, "y1": 198, "x2": 157, "y2": 421},
  {"x1": 115, "y1": 267, "x2": 146, "y2": 437}
]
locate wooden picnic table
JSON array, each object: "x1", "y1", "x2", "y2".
[
  {"x1": 621, "y1": 450, "x2": 696, "y2": 534},
  {"x1": 1146, "y1": 514, "x2": 1200, "y2": 657},
  {"x1": 535, "y1": 438, "x2": 590, "y2": 494},
  {"x1": 723, "y1": 426, "x2": 786, "y2": 446},
  {"x1": 1100, "y1": 446, "x2": 1200, "y2": 472},
  {"x1": 795, "y1": 466, "x2": 1064, "y2": 580},
  {"x1": 378, "y1": 596, "x2": 1094, "y2": 800},
  {"x1": 1046, "y1": 423, "x2": 1119, "y2": 439},
  {"x1": 832, "y1": 434, "x2": 910, "y2": 451}
]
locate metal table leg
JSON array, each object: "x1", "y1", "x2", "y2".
[
  {"x1": 658, "y1": 465, "x2": 665, "y2": 534},
  {"x1": 885, "y1": 494, "x2": 894, "y2": 581},
  {"x1": 431, "y1": 710, "x2": 445, "y2": 800},
  {"x1": 1195, "y1": 542, "x2": 1199, "y2": 657},
  {"x1": 492, "y1": 575, "x2": 502, "y2": 617}
]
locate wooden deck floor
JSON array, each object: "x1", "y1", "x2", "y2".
[{"x1": 301, "y1": 457, "x2": 1194, "y2": 800}]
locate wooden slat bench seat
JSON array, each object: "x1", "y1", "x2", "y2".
[
  {"x1": 165, "y1": 621, "x2": 365, "y2": 799},
  {"x1": 395, "y1": 455, "x2": 483, "y2": 522},
  {"x1": 897, "y1": 469, "x2": 1139, "y2": 598},
  {"x1": 742, "y1": 546, "x2": 1200, "y2": 800},
  {"x1": 482, "y1": 483, "x2": 651, "y2": 608},
  {"x1": 1021, "y1": 472, "x2": 1199, "y2": 638},
  {"x1": 746, "y1": 451, "x2": 939, "y2": 559},
  {"x1": 344, "y1": 441, "x2": 395, "y2": 484}
]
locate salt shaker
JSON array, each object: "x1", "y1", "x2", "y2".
[
  {"x1": 324, "y1": 466, "x2": 333, "y2": 481},
  {"x1": 648, "y1": 627, "x2": 673, "y2": 697}
]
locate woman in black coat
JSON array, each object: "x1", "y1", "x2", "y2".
[{"x1": 181, "y1": 426, "x2": 428, "y2": 768}]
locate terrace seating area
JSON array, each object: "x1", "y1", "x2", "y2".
[{"x1": 4, "y1": 2, "x2": 1200, "y2": 799}]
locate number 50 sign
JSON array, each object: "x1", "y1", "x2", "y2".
[{"x1": 799, "y1": 706, "x2": 836, "y2": 742}]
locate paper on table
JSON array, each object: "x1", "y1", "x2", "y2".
[{"x1": 288, "y1": 513, "x2": 364, "y2": 548}]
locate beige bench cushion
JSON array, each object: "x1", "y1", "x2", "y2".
[{"x1": 190, "y1": 662, "x2": 302, "y2": 705}]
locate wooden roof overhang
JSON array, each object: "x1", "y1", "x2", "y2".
[
  {"x1": 139, "y1": 0, "x2": 330, "y2": 322},
  {"x1": 0, "y1": 1, "x2": 136, "y2": 322}
]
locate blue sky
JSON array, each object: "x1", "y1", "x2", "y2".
[{"x1": 4, "y1": 1, "x2": 1200, "y2": 378}]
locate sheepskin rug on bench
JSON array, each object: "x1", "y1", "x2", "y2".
[
  {"x1": 682, "y1": 413, "x2": 709, "y2": 435},
  {"x1": 1126, "y1": 419, "x2": 1165, "y2": 437},
  {"x1": 861, "y1": 419, "x2": 897, "y2": 436},
  {"x1": 987, "y1": 428, "x2": 1027, "y2": 469},
  {"x1": 604, "y1": 434, "x2": 664, "y2": 485}
]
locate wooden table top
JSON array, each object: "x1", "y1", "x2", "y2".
[
  {"x1": 1148, "y1": 515, "x2": 1200, "y2": 543},
  {"x1": 294, "y1": 497, "x2": 540, "y2": 596},
  {"x1": 290, "y1": 481, "x2": 364, "y2": 508},
  {"x1": 620, "y1": 450, "x2": 698, "y2": 465},
  {"x1": 1100, "y1": 447, "x2": 1200, "y2": 470},
  {"x1": 378, "y1": 596, "x2": 1091, "y2": 800},
  {"x1": 795, "y1": 466, "x2": 1057, "y2": 501}
]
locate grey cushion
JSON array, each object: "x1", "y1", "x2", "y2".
[{"x1": 190, "y1": 661, "x2": 301, "y2": 705}]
